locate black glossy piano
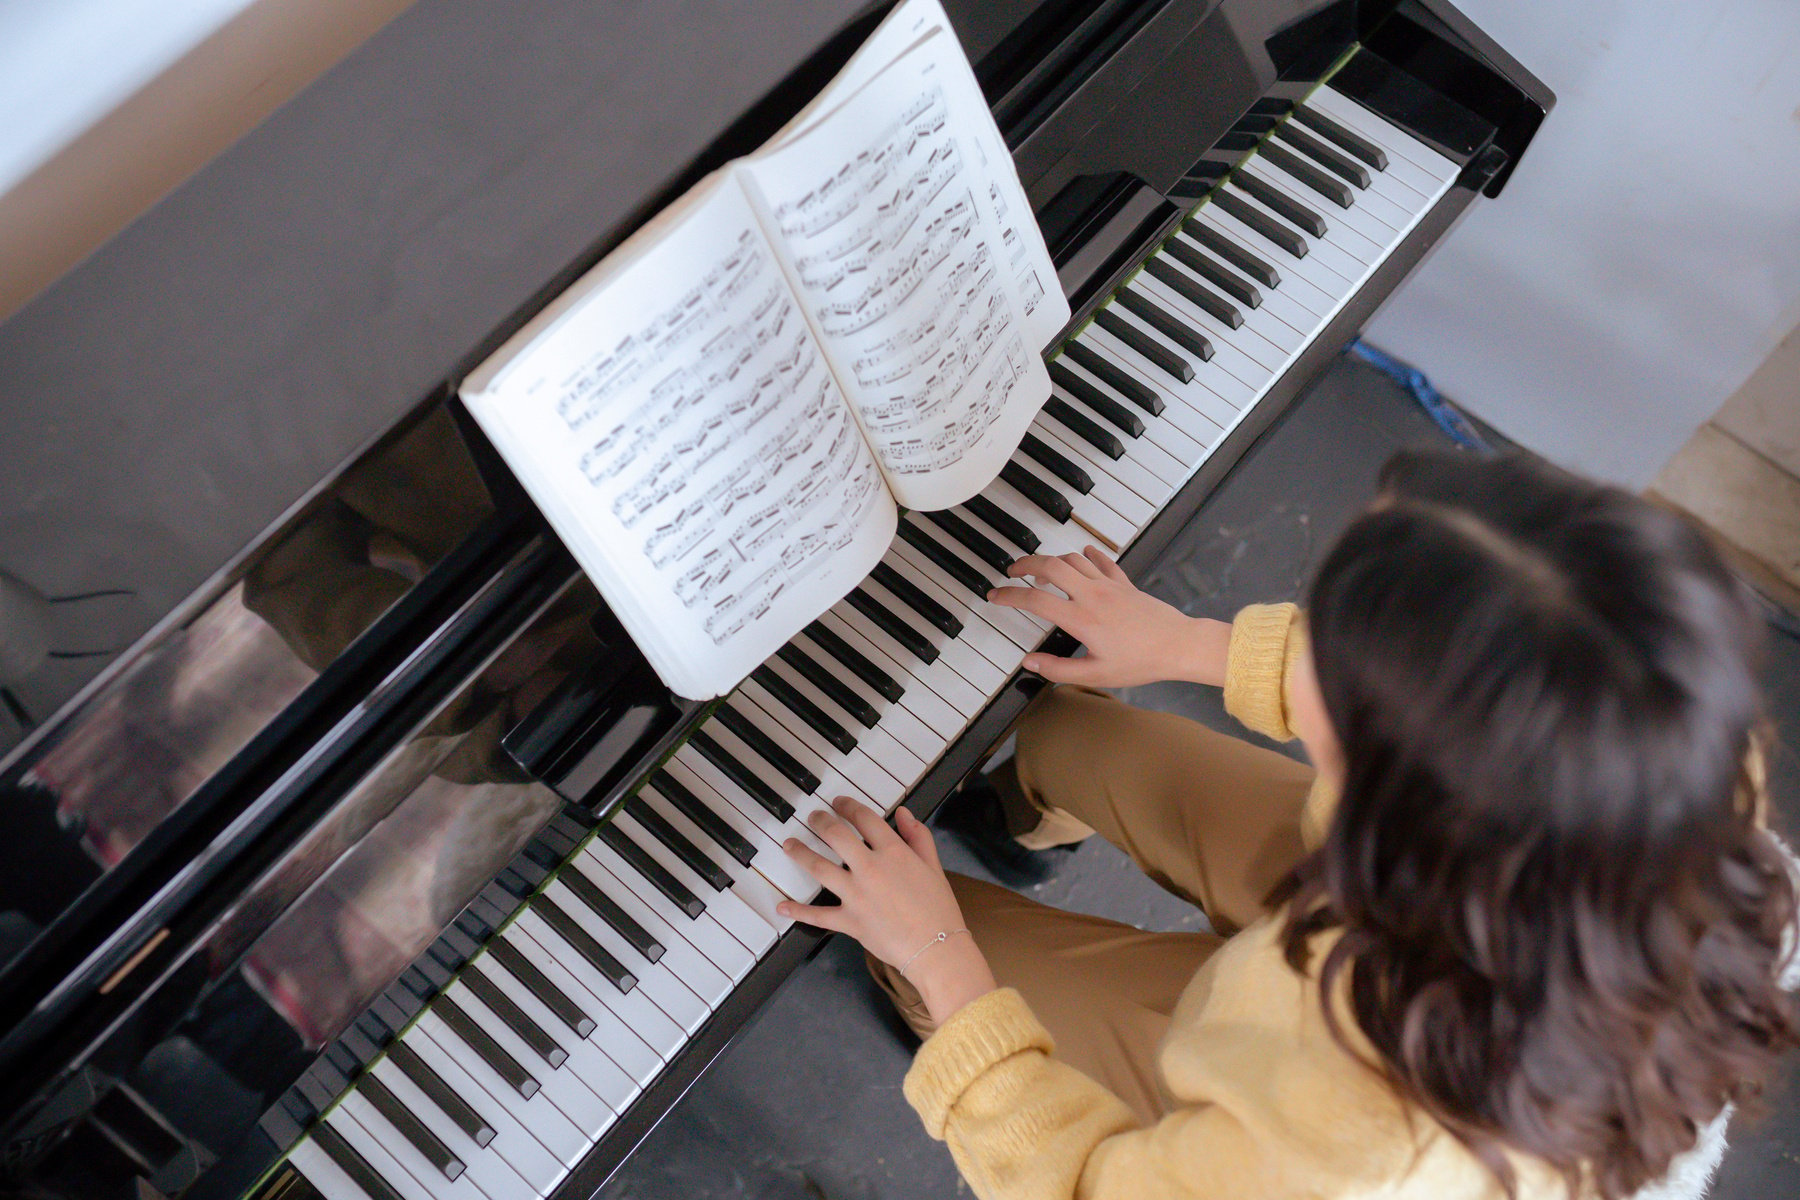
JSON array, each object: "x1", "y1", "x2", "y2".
[{"x1": 0, "y1": 2, "x2": 1549, "y2": 1197}]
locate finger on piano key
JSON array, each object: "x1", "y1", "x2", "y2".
[
  {"x1": 730, "y1": 684, "x2": 906, "y2": 810},
  {"x1": 859, "y1": 572, "x2": 1010, "y2": 687},
  {"x1": 611, "y1": 806, "x2": 784, "y2": 949},
  {"x1": 647, "y1": 768, "x2": 757, "y2": 869},
  {"x1": 399, "y1": 1018, "x2": 568, "y2": 1194},
  {"x1": 415, "y1": 1009, "x2": 589, "y2": 1171},
  {"x1": 873, "y1": 546, "x2": 1026, "y2": 675},
  {"x1": 473, "y1": 960, "x2": 640, "y2": 1113},
  {"x1": 541, "y1": 878, "x2": 712, "y2": 1033},
  {"x1": 289, "y1": 1129, "x2": 405, "y2": 1200},
  {"x1": 437, "y1": 983, "x2": 610, "y2": 1146},
  {"x1": 811, "y1": 607, "x2": 963, "y2": 740},
  {"x1": 578, "y1": 845, "x2": 750, "y2": 988},
  {"x1": 1004, "y1": 447, "x2": 1135, "y2": 549},
  {"x1": 1271, "y1": 121, "x2": 1371, "y2": 188},
  {"x1": 669, "y1": 747, "x2": 838, "y2": 875},
  {"x1": 510, "y1": 911, "x2": 689, "y2": 1065},
  {"x1": 897, "y1": 518, "x2": 1052, "y2": 647}
]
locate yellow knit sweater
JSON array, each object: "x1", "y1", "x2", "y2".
[{"x1": 902, "y1": 604, "x2": 1559, "y2": 1200}]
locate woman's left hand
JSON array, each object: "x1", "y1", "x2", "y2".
[{"x1": 779, "y1": 798, "x2": 996, "y2": 1022}]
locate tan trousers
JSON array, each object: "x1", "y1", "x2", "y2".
[{"x1": 871, "y1": 686, "x2": 1315, "y2": 1124}]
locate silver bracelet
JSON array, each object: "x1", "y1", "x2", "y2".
[{"x1": 899, "y1": 928, "x2": 971, "y2": 978}]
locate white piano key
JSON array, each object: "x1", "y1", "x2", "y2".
[
  {"x1": 431, "y1": 987, "x2": 603, "y2": 1159},
  {"x1": 580, "y1": 840, "x2": 755, "y2": 983},
  {"x1": 898, "y1": 517, "x2": 1052, "y2": 648},
  {"x1": 511, "y1": 909, "x2": 691, "y2": 1060},
  {"x1": 489, "y1": 931, "x2": 664, "y2": 1085},
  {"x1": 692, "y1": 717, "x2": 861, "y2": 832},
  {"x1": 541, "y1": 879, "x2": 712, "y2": 1034},
  {"x1": 1310, "y1": 87, "x2": 1458, "y2": 185},
  {"x1": 734, "y1": 679, "x2": 906, "y2": 808},
  {"x1": 475, "y1": 950, "x2": 640, "y2": 1113},
  {"x1": 330, "y1": 1096, "x2": 488, "y2": 1200},
  {"x1": 399, "y1": 1021, "x2": 561, "y2": 1194},
  {"x1": 806, "y1": 608, "x2": 965, "y2": 740},
  {"x1": 750, "y1": 659, "x2": 932, "y2": 791},
  {"x1": 632, "y1": 790, "x2": 796, "y2": 932},
  {"x1": 874, "y1": 549, "x2": 1027, "y2": 674},
  {"x1": 1237, "y1": 158, "x2": 1387, "y2": 259},
  {"x1": 1030, "y1": 414, "x2": 1168, "y2": 514},
  {"x1": 974, "y1": 476, "x2": 1091, "y2": 556},
  {"x1": 643, "y1": 765, "x2": 820, "y2": 903},
  {"x1": 368, "y1": 1058, "x2": 537, "y2": 1200},
  {"x1": 1156, "y1": 238, "x2": 1314, "y2": 357},
  {"x1": 1050, "y1": 380, "x2": 1191, "y2": 489},
  {"x1": 288, "y1": 1139, "x2": 380, "y2": 1200},
  {"x1": 412, "y1": 1014, "x2": 583, "y2": 1173},
  {"x1": 612, "y1": 807, "x2": 783, "y2": 951},
  {"x1": 1226, "y1": 182, "x2": 1368, "y2": 282},
  {"x1": 1080, "y1": 301, "x2": 1246, "y2": 430},
  {"x1": 1190, "y1": 202, "x2": 1351, "y2": 299},
  {"x1": 1076, "y1": 318, "x2": 1259, "y2": 436},
  {"x1": 1003, "y1": 449, "x2": 1136, "y2": 549},
  {"x1": 670, "y1": 745, "x2": 836, "y2": 864},
  {"x1": 859, "y1": 573, "x2": 1012, "y2": 687}
]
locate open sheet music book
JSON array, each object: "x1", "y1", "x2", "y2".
[{"x1": 461, "y1": 0, "x2": 1068, "y2": 699}]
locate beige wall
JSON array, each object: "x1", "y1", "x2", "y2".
[{"x1": 0, "y1": 0, "x2": 414, "y2": 322}]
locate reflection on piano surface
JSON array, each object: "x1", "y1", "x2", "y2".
[{"x1": 0, "y1": 2, "x2": 1550, "y2": 1197}]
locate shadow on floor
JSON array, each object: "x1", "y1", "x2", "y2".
[{"x1": 597, "y1": 353, "x2": 1800, "y2": 1199}]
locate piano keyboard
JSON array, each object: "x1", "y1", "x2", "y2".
[{"x1": 276, "y1": 86, "x2": 1458, "y2": 1200}]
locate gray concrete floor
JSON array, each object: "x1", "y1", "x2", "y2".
[{"x1": 597, "y1": 354, "x2": 1800, "y2": 1200}]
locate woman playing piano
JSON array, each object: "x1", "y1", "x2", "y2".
[{"x1": 775, "y1": 449, "x2": 1798, "y2": 1200}]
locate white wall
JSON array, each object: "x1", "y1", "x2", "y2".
[{"x1": 1366, "y1": 0, "x2": 1800, "y2": 488}]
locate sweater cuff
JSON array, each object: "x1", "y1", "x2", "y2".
[
  {"x1": 1224, "y1": 603, "x2": 1302, "y2": 741},
  {"x1": 904, "y1": 988, "x2": 1053, "y2": 1139}
]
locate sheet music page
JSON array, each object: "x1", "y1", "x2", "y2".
[
  {"x1": 740, "y1": 27, "x2": 1065, "y2": 512},
  {"x1": 461, "y1": 177, "x2": 895, "y2": 699},
  {"x1": 773, "y1": 0, "x2": 1068, "y2": 354}
]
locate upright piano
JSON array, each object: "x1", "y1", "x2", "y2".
[{"x1": 0, "y1": 1, "x2": 1549, "y2": 1196}]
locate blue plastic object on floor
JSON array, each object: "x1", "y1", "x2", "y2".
[{"x1": 1347, "y1": 338, "x2": 1490, "y2": 453}]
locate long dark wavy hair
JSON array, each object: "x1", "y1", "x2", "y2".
[{"x1": 1282, "y1": 449, "x2": 1798, "y2": 1199}]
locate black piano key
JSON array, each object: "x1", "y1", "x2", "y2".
[
  {"x1": 1042, "y1": 396, "x2": 1126, "y2": 459},
  {"x1": 432, "y1": 995, "x2": 540, "y2": 1098},
  {"x1": 529, "y1": 894, "x2": 637, "y2": 994},
  {"x1": 600, "y1": 820, "x2": 708, "y2": 917},
  {"x1": 1180, "y1": 218, "x2": 1279, "y2": 288},
  {"x1": 1050, "y1": 360, "x2": 1149, "y2": 435},
  {"x1": 653, "y1": 768, "x2": 757, "y2": 868},
  {"x1": 690, "y1": 729, "x2": 796, "y2": 822},
  {"x1": 463, "y1": 965, "x2": 568, "y2": 1068},
  {"x1": 325, "y1": 1042, "x2": 360, "y2": 1080},
  {"x1": 312, "y1": 1121, "x2": 407, "y2": 1200},
  {"x1": 1259, "y1": 143, "x2": 1355, "y2": 208},
  {"x1": 715, "y1": 702, "x2": 820, "y2": 793},
  {"x1": 844, "y1": 585, "x2": 940, "y2": 666},
  {"x1": 1250, "y1": 96, "x2": 1294, "y2": 116},
  {"x1": 340, "y1": 1024, "x2": 381, "y2": 1068},
  {"x1": 486, "y1": 938, "x2": 597, "y2": 1038},
  {"x1": 963, "y1": 495, "x2": 1039, "y2": 555},
  {"x1": 1162, "y1": 237, "x2": 1262, "y2": 307},
  {"x1": 923, "y1": 510, "x2": 1013, "y2": 575},
  {"x1": 1214, "y1": 129, "x2": 1260, "y2": 152},
  {"x1": 624, "y1": 796, "x2": 734, "y2": 893},
  {"x1": 1091, "y1": 308, "x2": 1193, "y2": 384},
  {"x1": 1116, "y1": 288, "x2": 1214, "y2": 360},
  {"x1": 1231, "y1": 112, "x2": 1279, "y2": 135},
  {"x1": 1143, "y1": 258, "x2": 1244, "y2": 331},
  {"x1": 1273, "y1": 122, "x2": 1372, "y2": 187},
  {"x1": 893, "y1": 524, "x2": 992, "y2": 600},
  {"x1": 359, "y1": 1073, "x2": 464, "y2": 1181},
  {"x1": 1019, "y1": 433, "x2": 1094, "y2": 494},
  {"x1": 1000, "y1": 461, "x2": 1073, "y2": 523},
  {"x1": 1212, "y1": 191, "x2": 1310, "y2": 256},
  {"x1": 870, "y1": 562, "x2": 963, "y2": 636},
  {"x1": 800, "y1": 622, "x2": 905, "y2": 703},
  {"x1": 1060, "y1": 342, "x2": 1166, "y2": 415},
  {"x1": 560, "y1": 859, "x2": 666, "y2": 961},
  {"x1": 1294, "y1": 104, "x2": 1388, "y2": 170},
  {"x1": 777, "y1": 640, "x2": 887, "y2": 724},
  {"x1": 751, "y1": 663, "x2": 859, "y2": 753},
  {"x1": 388, "y1": 1043, "x2": 495, "y2": 1147},
  {"x1": 439, "y1": 925, "x2": 481, "y2": 963},
  {"x1": 1229, "y1": 172, "x2": 1329, "y2": 238}
]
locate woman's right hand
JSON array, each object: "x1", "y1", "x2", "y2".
[{"x1": 987, "y1": 546, "x2": 1232, "y2": 688}]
